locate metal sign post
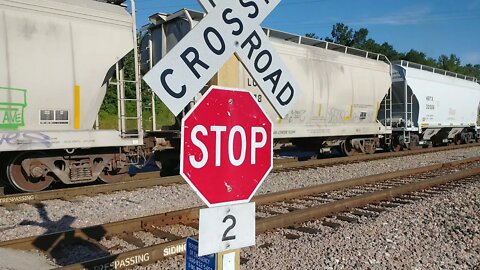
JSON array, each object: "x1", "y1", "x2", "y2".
[{"x1": 144, "y1": 1, "x2": 288, "y2": 269}]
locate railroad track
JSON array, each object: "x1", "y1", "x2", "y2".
[
  {"x1": 1, "y1": 156, "x2": 479, "y2": 269},
  {"x1": 0, "y1": 143, "x2": 479, "y2": 206}
]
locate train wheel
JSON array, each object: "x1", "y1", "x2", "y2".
[
  {"x1": 454, "y1": 134, "x2": 462, "y2": 145},
  {"x1": 98, "y1": 166, "x2": 129, "y2": 183},
  {"x1": 7, "y1": 153, "x2": 54, "y2": 192},
  {"x1": 408, "y1": 135, "x2": 420, "y2": 150},
  {"x1": 341, "y1": 140, "x2": 356, "y2": 156},
  {"x1": 463, "y1": 133, "x2": 472, "y2": 144},
  {"x1": 391, "y1": 136, "x2": 402, "y2": 152},
  {"x1": 365, "y1": 143, "x2": 376, "y2": 154}
]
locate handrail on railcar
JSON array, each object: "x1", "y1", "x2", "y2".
[
  {"x1": 263, "y1": 28, "x2": 391, "y2": 66},
  {"x1": 394, "y1": 60, "x2": 478, "y2": 83}
]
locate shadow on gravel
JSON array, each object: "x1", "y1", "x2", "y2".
[{"x1": 20, "y1": 203, "x2": 110, "y2": 266}]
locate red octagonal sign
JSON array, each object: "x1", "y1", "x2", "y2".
[{"x1": 181, "y1": 86, "x2": 273, "y2": 207}]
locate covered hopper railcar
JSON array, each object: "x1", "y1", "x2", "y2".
[
  {"x1": 0, "y1": 0, "x2": 147, "y2": 191},
  {"x1": 140, "y1": 9, "x2": 394, "y2": 169},
  {"x1": 379, "y1": 61, "x2": 480, "y2": 150}
]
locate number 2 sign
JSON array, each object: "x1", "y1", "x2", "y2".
[{"x1": 199, "y1": 203, "x2": 256, "y2": 256}]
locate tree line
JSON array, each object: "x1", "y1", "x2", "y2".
[{"x1": 306, "y1": 23, "x2": 480, "y2": 78}]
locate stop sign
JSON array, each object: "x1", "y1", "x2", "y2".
[{"x1": 181, "y1": 86, "x2": 273, "y2": 207}]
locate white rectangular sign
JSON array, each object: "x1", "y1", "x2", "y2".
[{"x1": 199, "y1": 202, "x2": 256, "y2": 256}]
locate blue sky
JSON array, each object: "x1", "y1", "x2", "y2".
[{"x1": 133, "y1": 0, "x2": 480, "y2": 65}]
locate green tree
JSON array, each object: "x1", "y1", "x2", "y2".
[
  {"x1": 437, "y1": 54, "x2": 461, "y2": 72},
  {"x1": 305, "y1": 33, "x2": 319, "y2": 39},
  {"x1": 402, "y1": 49, "x2": 427, "y2": 64},
  {"x1": 352, "y1": 28, "x2": 369, "y2": 48},
  {"x1": 359, "y1": 39, "x2": 401, "y2": 61},
  {"x1": 99, "y1": 50, "x2": 175, "y2": 130},
  {"x1": 326, "y1": 23, "x2": 353, "y2": 46},
  {"x1": 321, "y1": 22, "x2": 478, "y2": 80}
]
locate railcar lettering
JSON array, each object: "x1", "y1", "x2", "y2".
[
  {"x1": 253, "y1": 94, "x2": 262, "y2": 102},
  {"x1": 247, "y1": 78, "x2": 258, "y2": 87}
]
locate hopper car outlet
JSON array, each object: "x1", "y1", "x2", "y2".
[{"x1": 0, "y1": 0, "x2": 479, "y2": 193}]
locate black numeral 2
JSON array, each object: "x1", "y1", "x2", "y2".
[{"x1": 222, "y1": 215, "x2": 237, "y2": 241}]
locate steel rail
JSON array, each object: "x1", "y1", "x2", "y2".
[
  {"x1": 58, "y1": 159, "x2": 480, "y2": 270},
  {"x1": 1, "y1": 143, "x2": 479, "y2": 206},
  {"x1": 256, "y1": 166, "x2": 480, "y2": 233},
  {"x1": 0, "y1": 156, "x2": 478, "y2": 269}
]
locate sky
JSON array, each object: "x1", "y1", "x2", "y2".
[{"x1": 132, "y1": 0, "x2": 480, "y2": 65}]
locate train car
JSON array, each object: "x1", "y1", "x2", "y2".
[
  {"x1": 140, "y1": 9, "x2": 393, "y2": 164},
  {"x1": 379, "y1": 60, "x2": 480, "y2": 150},
  {"x1": 0, "y1": 0, "x2": 144, "y2": 191}
]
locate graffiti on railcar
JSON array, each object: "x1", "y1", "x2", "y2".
[
  {"x1": 284, "y1": 110, "x2": 307, "y2": 123},
  {"x1": 0, "y1": 87, "x2": 27, "y2": 130},
  {"x1": 0, "y1": 132, "x2": 52, "y2": 149}
]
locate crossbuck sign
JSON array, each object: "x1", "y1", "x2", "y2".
[{"x1": 143, "y1": 0, "x2": 299, "y2": 118}]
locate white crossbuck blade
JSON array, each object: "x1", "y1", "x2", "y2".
[{"x1": 143, "y1": 0, "x2": 300, "y2": 118}]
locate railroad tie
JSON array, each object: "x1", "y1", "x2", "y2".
[
  {"x1": 148, "y1": 229, "x2": 182, "y2": 242},
  {"x1": 292, "y1": 227, "x2": 322, "y2": 235},
  {"x1": 321, "y1": 221, "x2": 342, "y2": 229},
  {"x1": 335, "y1": 215, "x2": 359, "y2": 223},
  {"x1": 283, "y1": 233, "x2": 301, "y2": 240},
  {"x1": 118, "y1": 233, "x2": 145, "y2": 248},
  {"x1": 362, "y1": 206, "x2": 387, "y2": 213},
  {"x1": 351, "y1": 210, "x2": 377, "y2": 218}
]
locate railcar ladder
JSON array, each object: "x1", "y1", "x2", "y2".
[
  {"x1": 138, "y1": 28, "x2": 158, "y2": 131},
  {"x1": 114, "y1": 59, "x2": 143, "y2": 140},
  {"x1": 116, "y1": 0, "x2": 143, "y2": 141},
  {"x1": 403, "y1": 94, "x2": 414, "y2": 144},
  {"x1": 383, "y1": 87, "x2": 393, "y2": 145}
]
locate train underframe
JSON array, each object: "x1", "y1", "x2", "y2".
[
  {"x1": 0, "y1": 137, "x2": 157, "y2": 193},
  {"x1": 389, "y1": 126, "x2": 479, "y2": 151},
  {"x1": 1, "y1": 127, "x2": 478, "y2": 193}
]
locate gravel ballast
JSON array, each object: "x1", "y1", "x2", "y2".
[
  {"x1": 0, "y1": 147, "x2": 479, "y2": 269},
  {"x1": 139, "y1": 178, "x2": 480, "y2": 269},
  {"x1": 241, "y1": 179, "x2": 480, "y2": 270}
]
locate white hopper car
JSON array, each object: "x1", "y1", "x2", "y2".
[
  {"x1": 141, "y1": 9, "x2": 392, "y2": 163},
  {"x1": 380, "y1": 60, "x2": 480, "y2": 150},
  {"x1": 0, "y1": 0, "x2": 147, "y2": 191}
]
